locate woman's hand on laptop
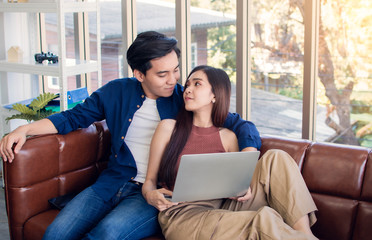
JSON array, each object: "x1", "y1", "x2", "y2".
[
  {"x1": 145, "y1": 188, "x2": 178, "y2": 211},
  {"x1": 229, "y1": 187, "x2": 253, "y2": 202}
]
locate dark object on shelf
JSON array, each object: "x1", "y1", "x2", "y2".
[{"x1": 34, "y1": 51, "x2": 59, "y2": 64}]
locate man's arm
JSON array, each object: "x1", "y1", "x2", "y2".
[
  {"x1": 223, "y1": 112, "x2": 262, "y2": 151},
  {"x1": 0, "y1": 118, "x2": 57, "y2": 163}
]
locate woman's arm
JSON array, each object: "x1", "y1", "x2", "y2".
[{"x1": 142, "y1": 119, "x2": 179, "y2": 211}]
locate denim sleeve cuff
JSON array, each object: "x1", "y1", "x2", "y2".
[
  {"x1": 238, "y1": 135, "x2": 262, "y2": 151},
  {"x1": 47, "y1": 113, "x2": 71, "y2": 134}
]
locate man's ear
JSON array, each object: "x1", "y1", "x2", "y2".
[{"x1": 133, "y1": 69, "x2": 145, "y2": 82}]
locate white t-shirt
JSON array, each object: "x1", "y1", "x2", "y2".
[{"x1": 124, "y1": 98, "x2": 160, "y2": 183}]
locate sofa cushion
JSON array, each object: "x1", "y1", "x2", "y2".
[
  {"x1": 353, "y1": 202, "x2": 372, "y2": 240},
  {"x1": 302, "y1": 142, "x2": 368, "y2": 198},
  {"x1": 260, "y1": 136, "x2": 311, "y2": 168},
  {"x1": 24, "y1": 210, "x2": 59, "y2": 240},
  {"x1": 7, "y1": 179, "x2": 58, "y2": 235},
  {"x1": 310, "y1": 193, "x2": 358, "y2": 240},
  {"x1": 6, "y1": 135, "x2": 60, "y2": 187},
  {"x1": 361, "y1": 152, "x2": 372, "y2": 201}
]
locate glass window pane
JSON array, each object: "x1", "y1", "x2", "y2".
[
  {"x1": 190, "y1": 0, "x2": 236, "y2": 112},
  {"x1": 43, "y1": 12, "x2": 81, "y2": 94},
  {"x1": 100, "y1": 0, "x2": 123, "y2": 86},
  {"x1": 315, "y1": 0, "x2": 372, "y2": 147},
  {"x1": 137, "y1": 0, "x2": 176, "y2": 37},
  {"x1": 43, "y1": 10, "x2": 100, "y2": 94},
  {"x1": 250, "y1": 0, "x2": 304, "y2": 139}
]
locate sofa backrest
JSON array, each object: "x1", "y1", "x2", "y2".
[
  {"x1": 261, "y1": 135, "x2": 372, "y2": 240},
  {"x1": 303, "y1": 142, "x2": 371, "y2": 240}
]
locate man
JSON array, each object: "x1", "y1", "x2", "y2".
[{"x1": 0, "y1": 31, "x2": 261, "y2": 240}]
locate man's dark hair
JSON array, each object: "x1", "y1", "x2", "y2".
[{"x1": 126, "y1": 31, "x2": 181, "y2": 75}]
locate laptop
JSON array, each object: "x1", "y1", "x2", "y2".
[{"x1": 167, "y1": 151, "x2": 260, "y2": 202}]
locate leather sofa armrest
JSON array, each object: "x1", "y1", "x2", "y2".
[{"x1": 3, "y1": 121, "x2": 110, "y2": 240}]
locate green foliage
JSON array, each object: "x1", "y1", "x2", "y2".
[
  {"x1": 208, "y1": 25, "x2": 236, "y2": 82},
  {"x1": 351, "y1": 99, "x2": 372, "y2": 114},
  {"x1": 6, "y1": 92, "x2": 58, "y2": 123},
  {"x1": 278, "y1": 87, "x2": 303, "y2": 100},
  {"x1": 359, "y1": 134, "x2": 372, "y2": 148}
]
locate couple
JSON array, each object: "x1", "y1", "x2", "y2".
[{"x1": 0, "y1": 31, "x2": 317, "y2": 239}]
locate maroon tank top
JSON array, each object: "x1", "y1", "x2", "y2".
[{"x1": 175, "y1": 125, "x2": 226, "y2": 175}]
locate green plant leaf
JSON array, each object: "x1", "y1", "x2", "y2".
[
  {"x1": 5, "y1": 110, "x2": 56, "y2": 123},
  {"x1": 29, "y1": 92, "x2": 58, "y2": 111},
  {"x1": 37, "y1": 109, "x2": 56, "y2": 119},
  {"x1": 5, "y1": 113, "x2": 37, "y2": 123},
  {"x1": 11, "y1": 103, "x2": 36, "y2": 115},
  {"x1": 7, "y1": 92, "x2": 59, "y2": 123}
]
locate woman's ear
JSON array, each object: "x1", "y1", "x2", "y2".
[
  {"x1": 211, "y1": 94, "x2": 216, "y2": 103},
  {"x1": 133, "y1": 69, "x2": 145, "y2": 82}
]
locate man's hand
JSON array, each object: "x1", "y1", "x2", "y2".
[
  {"x1": 145, "y1": 188, "x2": 179, "y2": 211},
  {"x1": 0, "y1": 119, "x2": 57, "y2": 163},
  {"x1": 0, "y1": 128, "x2": 27, "y2": 163}
]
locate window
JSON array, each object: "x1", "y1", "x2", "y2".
[
  {"x1": 100, "y1": 0, "x2": 123, "y2": 85},
  {"x1": 315, "y1": 0, "x2": 372, "y2": 148},
  {"x1": 2, "y1": 0, "x2": 370, "y2": 147},
  {"x1": 190, "y1": 0, "x2": 236, "y2": 112},
  {"x1": 191, "y1": 42, "x2": 197, "y2": 69},
  {"x1": 136, "y1": 0, "x2": 176, "y2": 37},
  {"x1": 250, "y1": 0, "x2": 305, "y2": 139},
  {"x1": 47, "y1": 76, "x2": 59, "y2": 90}
]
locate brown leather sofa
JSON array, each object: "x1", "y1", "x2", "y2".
[{"x1": 3, "y1": 121, "x2": 372, "y2": 240}]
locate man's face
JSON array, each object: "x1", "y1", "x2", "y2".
[{"x1": 135, "y1": 50, "x2": 180, "y2": 99}]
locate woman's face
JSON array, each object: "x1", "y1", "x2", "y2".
[{"x1": 183, "y1": 70, "x2": 215, "y2": 112}]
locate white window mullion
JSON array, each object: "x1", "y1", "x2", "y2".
[
  {"x1": 122, "y1": 0, "x2": 136, "y2": 78},
  {"x1": 236, "y1": 0, "x2": 252, "y2": 120},
  {"x1": 303, "y1": 0, "x2": 320, "y2": 140},
  {"x1": 176, "y1": 0, "x2": 191, "y2": 85}
]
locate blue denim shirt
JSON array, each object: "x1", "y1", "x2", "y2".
[{"x1": 48, "y1": 77, "x2": 261, "y2": 201}]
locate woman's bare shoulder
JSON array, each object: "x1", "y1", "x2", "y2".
[
  {"x1": 219, "y1": 127, "x2": 239, "y2": 152},
  {"x1": 219, "y1": 127, "x2": 236, "y2": 138}
]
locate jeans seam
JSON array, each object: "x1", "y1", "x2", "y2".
[
  {"x1": 113, "y1": 182, "x2": 130, "y2": 206},
  {"x1": 120, "y1": 214, "x2": 158, "y2": 240}
]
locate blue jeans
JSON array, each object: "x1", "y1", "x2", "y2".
[{"x1": 43, "y1": 181, "x2": 160, "y2": 240}]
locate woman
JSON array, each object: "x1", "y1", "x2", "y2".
[{"x1": 142, "y1": 65, "x2": 318, "y2": 240}]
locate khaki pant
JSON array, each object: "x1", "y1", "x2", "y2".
[{"x1": 159, "y1": 149, "x2": 318, "y2": 240}]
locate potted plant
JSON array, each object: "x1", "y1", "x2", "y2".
[{"x1": 5, "y1": 92, "x2": 59, "y2": 123}]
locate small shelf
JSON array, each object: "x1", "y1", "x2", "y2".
[
  {"x1": 0, "y1": 0, "x2": 101, "y2": 116},
  {"x1": 0, "y1": 2, "x2": 98, "y2": 13},
  {"x1": 0, "y1": 59, "x2": 99, "y2": 77}
]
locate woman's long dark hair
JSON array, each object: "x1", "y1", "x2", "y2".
[{"x1": 158, "y1": 65, "x2": 231, "y2": 189}]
